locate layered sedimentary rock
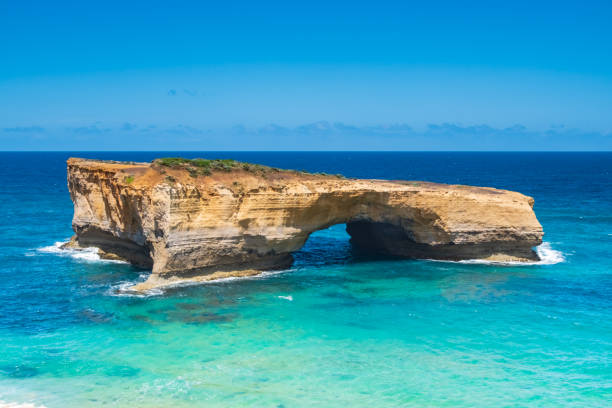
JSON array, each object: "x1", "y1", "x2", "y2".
[{"x1": 66, "y1": 158, "x2": 544, "y2": 290}]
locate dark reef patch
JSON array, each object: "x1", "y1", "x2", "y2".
[
  {"x1": 0, "y1": 364, "x2": 39, "y2": 378},
  {"x1": 106, "y1": 365, "x2": 141, "y2": 377}
]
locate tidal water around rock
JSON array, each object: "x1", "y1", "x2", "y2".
[{"x1": 0, "y1": 152, "x2": 610, "y2": 407}]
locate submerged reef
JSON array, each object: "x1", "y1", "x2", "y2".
[{"x1": 66, "y1": 157, "x2": 543, "y2": 290}]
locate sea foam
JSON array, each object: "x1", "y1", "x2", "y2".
[
  {"x1": 0, "y1": 401, "x2": 47, "y2": 408},
  {"x1": 454, "y1": 242, "x2": 565, "y2": 266},
  {"x1": 278, "y1": 295, "x2": 294, "y2": 301},
  {"x1": 110, "y1": 279, "x2": 164, "y2": 298},
  {"x1": 36, "y1": 241, "x2": 128, "y2": 264},
  {"x1": 533, "y1": 242, "x2": 566, "y2": 264},
  {"x1": 111, "y1": 269, "x2": 294, "y2": 297}
]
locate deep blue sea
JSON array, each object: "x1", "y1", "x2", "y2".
[{"x1": 0, "y1": 152, "x2": 610, "y2": 407}]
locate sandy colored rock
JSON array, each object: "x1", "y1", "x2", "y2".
[{"x1": 66, "y1": 158, "x2": 544, "y2": 290}]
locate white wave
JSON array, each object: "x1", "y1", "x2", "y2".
[
  {"x1": 0, "y1": 401, "x2": 47, "y2": 408},
  {"x1": 533, "y1": 242, "x2": 566, "y2": 265},
  {"x1": 278, "y1": 295, "x2": 293, "y2": 301},
  {"x1": 110, "y1": 269, "x2": 294, "y2": 297},
  {"x1": 428, "y1": 242, "x2": 565, "y2": 266},
  {"x1": 110, "y1": 281, "x2": 164, "y2": 298},
  {"x1": 36, "y1": 241, "x2": 128, "y2": 264}
]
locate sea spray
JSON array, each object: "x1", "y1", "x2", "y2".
[
  {"x1": 427, "y1": 242, "x2": 565, "y2": 266},
  {"x1": 36, "y1": 241, "x2": 128, "y2": 264},
  {"x1": 110, "y1": 269, "x2": 296, "y2": 297}
]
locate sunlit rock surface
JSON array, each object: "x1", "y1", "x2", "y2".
[{"x1": 66, "y1": 158, "x2": 544, "y2": 290}]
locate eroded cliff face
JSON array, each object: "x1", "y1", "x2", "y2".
[{"x1": 66, "y1": 158, "x2": 544, "y2": 290}]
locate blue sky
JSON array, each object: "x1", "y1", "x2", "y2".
[{"x1": 1, "y1": 0, "x2": 611, "y2": 150}]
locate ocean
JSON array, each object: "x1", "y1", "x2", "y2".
[{"x1": 0, "y1": 152, "x2": 610, "y2": 407}]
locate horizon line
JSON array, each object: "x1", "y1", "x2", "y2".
[{"x1": 0, "y1": 150, "x2": 611, "y2": 153}]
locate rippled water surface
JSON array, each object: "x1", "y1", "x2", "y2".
[{"x1": 0, "y1": 152, "x2": 610, "y2": 407}]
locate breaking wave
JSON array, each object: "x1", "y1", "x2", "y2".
[
  {"x1": 533, "y1": 242, "x2": 566, "y2": 264},
  {"x1": 453, "y1": 242, "x2": 565, "y2": 266},
  {"x1": 111, "y1": 279, "x2": 164, "y2": 298},
  {"x1": 110, "y1": 269, "x2": 294, "y2": 297},
  {"x1": 0, "y1": 400, "x2": 47, "y2": 408},
  {"x1": 36, "y1": 241, "x2": 128, "y2": 264}
]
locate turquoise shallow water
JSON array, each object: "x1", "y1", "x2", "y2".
[{"x1": 0, "y1": 152, "x2": 610, "y2": 407}]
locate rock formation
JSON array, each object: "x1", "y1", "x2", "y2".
[{"x1": 66, "y1": 158, "x2": 544, "y2": 290}]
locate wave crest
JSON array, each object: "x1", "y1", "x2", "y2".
[
  {"x1": 456, "y1": 242, "x2": 565, "y2": 266},
  {"x1": 427, "y1": 242, "x2": 565, "y2": 266},
  {"x1": 533, "y1": 242, "x2": 565, "y2": 265},
  {"x1": 110, "y1": 269, "x2": 293, "y2": 297},
  {"x1": 0, "y1": 400, "x2": 47, "y2": 408},
  {"x1": 36, "y1": 241, "x2": 128, "y2": 264}
]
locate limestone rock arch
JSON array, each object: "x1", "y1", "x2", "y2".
[{"x1": 66, "y1": 158, "x2": 543, "y2": 290}]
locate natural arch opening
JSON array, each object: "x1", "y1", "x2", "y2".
[
  {"x1": 292, "y1": 219, "x2": 541, "y2": 266},
  {"x1": 291, "y1": 223, "x2": 354, "y2": 268},
  {"x1": 346, "y1": 220, "x2": 431, "y2": 258},
  {"x1": 345, "y1": 220, "x2": 539, "y2": 261},
  {"x1": 291, "y1": 220, "x2": 424, "y2": 269}
]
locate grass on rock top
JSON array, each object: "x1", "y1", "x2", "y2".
[
  {"x1": 155, "y1": 157, "x2": 237, "y2": 170},
  {"x1": 152, "y1": 157, "x2": 347, "y2": 179},
  {"x1": 153, "y1": 157, "x2": 272, "y2": 178}
]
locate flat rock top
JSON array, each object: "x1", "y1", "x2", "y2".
[{"x1": 67, "y1": 157, "x2": 527, "y2": 202}]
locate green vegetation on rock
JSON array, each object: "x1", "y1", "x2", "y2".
[
  {"x1": 153, "y1": 157, "x2": 347, "y2": 179},
  {"x1": 154, "y1": 157, "x2": 237, "y2": 176}
]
